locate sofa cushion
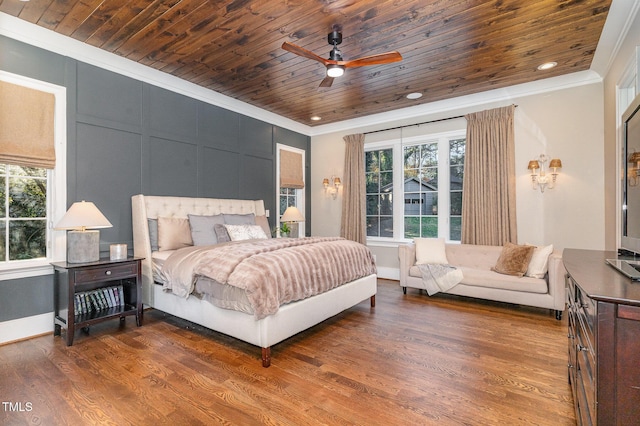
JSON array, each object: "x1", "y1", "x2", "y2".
[
  {"x1": 492, "y1": 242, "x2": 535, "y2": 277},
  {"x1": 415, "y1": 238, "x2": 448, "y2": 264},
  {"x1": 458, "y1": 267, "x2": 548, "y2": 293},
  {"x1": 408, "y1": 265, "x2": 548, "y2": 294}
]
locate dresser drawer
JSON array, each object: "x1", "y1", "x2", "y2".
[{"x1": 74, "y1": 262, "x2": 138, "y2": 284}]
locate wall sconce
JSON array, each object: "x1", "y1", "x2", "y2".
[
  {"x1": 323, "y1": 176, "x2": 341, "y2": 199},
  {"x1": 527, "y1": 154, "x2": 562, "y2": 193},
  {"x1": 628, "y1": 152, "x2": 640, "y2": 187}
]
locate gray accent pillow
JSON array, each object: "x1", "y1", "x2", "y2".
[
  {"x1": 223, "y1": 213, "x2": 256, "y2": 225},
  {"x1": 214, "y1": 224, "x2": 231, "y2": 243},
  {"x1": 148, "y1": 219, "x2": 159, "y2": 252},
  {"x1": 188, "y1": 214, "x2": 225, "y2": 246}
]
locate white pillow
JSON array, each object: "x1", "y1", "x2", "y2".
[
  {"x1": 414, "y1": 238, "x2": 449, "y2": 265},
  {"x1": 224, "y1": 224, "x2": 268, "y2": 241},
  {"x1": 525, "y1": 244, "x2": 554, "y2": 278}
]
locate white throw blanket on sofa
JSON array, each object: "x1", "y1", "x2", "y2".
[{"x1": 417, "y1": 264, "x2": 463, "y2": 296}]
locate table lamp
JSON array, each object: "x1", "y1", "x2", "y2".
[
  {"x1": 280, "y1": 206, "x2": 305, "y2": 238},
  {"x1": 55, "y1": 201, "x2": 112, "y2": 263}
]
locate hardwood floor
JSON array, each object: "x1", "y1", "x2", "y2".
[{"x1": 0, "y1": 280, "x2": 574, "y2": 425}]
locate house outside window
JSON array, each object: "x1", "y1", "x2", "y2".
[{"x1": 365, "y1": 131, "x2": 465, "y2": 242}]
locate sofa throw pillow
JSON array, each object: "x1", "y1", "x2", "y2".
[
  {"x1": 157, "y1": 217, "x2": 193, "y2": 251},
  {"x1": 525, "y1": 244, "x2": 554, "y2": 278},
  {"x1": 214, "y1": 224, "x2": 231, "y2": 243},
  {"x1": 224, "y1": 224, "x2": 268, "y2": 241},
  {"x1": 415, "y1": 238, "x2": 449, "y2": 265},
  {"x1": 492, "y1": 242, "x2": 535, "y2": 277},
  {"x1": 188, "y1": 214, "x2": 225, "y2": 246}
]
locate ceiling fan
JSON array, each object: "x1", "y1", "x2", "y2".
[{"x1": 282, "y1": 29, "x2": 402, "y2": 88}]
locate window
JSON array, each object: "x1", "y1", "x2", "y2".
[
  {"x1": 0, "y1": 165, "x2": 47, "y2": 261},
  {"x1": 277, "y1": 145, "x2": 305, "y2": 237},
  {"x1": 366, "y1": 149, "x2": 393, "y2": 237},
  {"x1": 0, "y1": 71, "x2": 66, "y2": 278},
  {"x1": 365, "y1": 131, "x2": 465, "y2": 242}
]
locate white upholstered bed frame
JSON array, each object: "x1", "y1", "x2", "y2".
[{"x1": 131, "y1": 194, "x2": 377, "y2": 367}]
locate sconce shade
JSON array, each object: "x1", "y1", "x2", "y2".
[
  {"x1": 55, "y1": 201, "x2": 112, "y2": 263},
  {"x1": 549, "y1": 159, "x2": 562, "y2": 169},
  {"x1": 55, "y1": 201, "x2": 112, "y2": 230},
  {"x1": 629, "y1": 152, "x2": 640, "y2": 163},
  {"x1": 281, "y1": 206, "x2": 305, "y2": 223},
  {"x1": 527, "y1": 160, "x2": 540, "y2": 171},
  {"x1": 333, "y1": 177, "x2": 341, "y2": 186},
  {"x1": 322, "y1": 178, "x2": 330, "y2": 187}
]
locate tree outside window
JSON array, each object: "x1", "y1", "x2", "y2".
[{"x1": 0, "y1": 164, "x2": 47, "y2": 261}]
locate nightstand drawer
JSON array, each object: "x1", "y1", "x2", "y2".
[{"x1": 74, "y1": 263, "x2": 138, "y2": 284}]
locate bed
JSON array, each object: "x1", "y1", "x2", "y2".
[{"x1": 131, "y1": 194, "x2": 377, "y2": 367}]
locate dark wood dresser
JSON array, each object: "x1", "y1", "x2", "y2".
[{"x1": 563, "y1": 249, "x2": 640, "y2": 425}]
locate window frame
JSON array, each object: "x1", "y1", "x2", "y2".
[
  {"x1": 0, "y1": 71, "x2": 67, "y2": 280},
  {"x1": 365, "y1": 129, "x2": 466, "y2": 245}
]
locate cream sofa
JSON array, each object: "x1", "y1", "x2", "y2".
[{"x1": 398, "y1": 242, "x2": 566, "y2": 319}]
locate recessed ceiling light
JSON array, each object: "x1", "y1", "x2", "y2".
[
  {"x1": 310, "y1": 116, "x2": 321, "y2": 121},
  {"x1": 406, "y1": 92, "x2": 423, "y2": 100},
  {"x1": 537, "y1": 61, "x2": 557, "y2": 71}
]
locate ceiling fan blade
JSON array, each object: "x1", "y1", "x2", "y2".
[
  {"x1": 319, "y1": 76, "x2": 334, "y2": 88},
  {"x1": 282, "y1": 42, "x2": 330, "y2": 65},
  {"x1": 342, "y1": 51, "x2": 403, "y2": 68}
]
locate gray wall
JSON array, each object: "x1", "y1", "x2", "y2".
[{"x1": 0, "y1": 35, "x2": 310, "y2": 322}]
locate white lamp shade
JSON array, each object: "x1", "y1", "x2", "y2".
[
  {"x1": 281, "y1": 206, "x2": 305, "y2": 223},
  {"x1": 55, "y1": 201, "x2": 112, "y2": 231}
]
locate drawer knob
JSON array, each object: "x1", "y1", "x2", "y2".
[
  {"x1": 105, "y1": 270, "x2": 112, "y2": 276},
  {"x1": 578, "y1": 345, "x2": 589, "y2": 352}
]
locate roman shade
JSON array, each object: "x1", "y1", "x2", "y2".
[
  {"x1": 279, "y1": 149, "x2": 304, "y2": 189},
  {"x1": 0, "y1": 80, "x2": 56, "y2": 169}
]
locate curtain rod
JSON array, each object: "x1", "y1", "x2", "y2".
[{"x1": 363, "y1": 105, "x2": 518, "y2": 135}]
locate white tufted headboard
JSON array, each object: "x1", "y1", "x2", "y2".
[{"x1": 131, "y1": 194, "x2": 266, "y2": 292}]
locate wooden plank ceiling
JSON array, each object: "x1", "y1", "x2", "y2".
[{"x1": 1, "y1": 0, "x2": 611, "y2": 126}]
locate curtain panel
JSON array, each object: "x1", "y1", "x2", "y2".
[
  {"x1": 461, "y1": 105, "x2": 517, "y2": 246},
  {"x1": 0, "y1": 80, "x2": 56, "y2": 169},
  {"x1": 279, "y1": 149, "x2": 304, "y2": 189},
  {"x1": 340, "y1": 133, "x2": 366, "y2": 244}
]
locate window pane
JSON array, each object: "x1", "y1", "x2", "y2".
[
  {"x1": 380, "y1": 217, "x2": 393, "y2": 237},
  {"x1": 420, "y1": 144, "x2": 438, "y2": 167},
  {"x1": 366, "y1": 172, "x2": 379, "y2": 193},
  {"x1": 450, "y1": 217, "x2": 462, "y2": 241},
  {"x1": 0, "y1": 176, "x2": 4, "y2": 218},
  {"x1": 379, "y1": 149, "x2": 393, "y2": 171},
  {"x1": 450, "y1": 139, "x2": 465, "y2": 166},
  {"x1": 0, "y1": 220, "x2": 5, "y2": 261},
  {"x1": 380, "y1": 193, "x2": 393, "y2": 215},
  {"x1": 9, "y1": 219, "x2": 46, "y2": 260},
  {"x1": 366, "y1": 151, "x2": 379, "y2": 173},
  {"x1": 280, "y1": 196, "x2": 287, "y2": 212},
  {"x1": 367, "y1": 195, "x2": 379, "y2": 215},
  {"x1": 9, "y1": 165, "x2": 46, "y2": 178},
  {"x1": 421, "y1": 216, "x2": 438, "y2": 238},
  {"x1": 451, "y1": 191, "x2": 462, "y2": 215},
  {"x1": 421, "y1": 167, "x2": 438, "y2": 189},
  {"x1": 366, "y1": 217, "x2": 379, "y2": 237},
  {"x1": 404, "y1": 217, "x2": 420, "y2": 239},
  {"x1": 9, "y1": 177, "x2": 46, "y2": 218},
  {"x1": 380, "y1": 171, "x2": 393, "y2": 189},
  {"x1": 424, "y1": 192, "x2": 438, "y2": 215}
]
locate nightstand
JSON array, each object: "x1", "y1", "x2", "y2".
[{"x1": 52, "y1": 257, "x2": 143, "y2": 346}]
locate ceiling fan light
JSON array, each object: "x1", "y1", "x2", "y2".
[{"x1": 326, "y1": 65, "x2": 345, "y2": 78}]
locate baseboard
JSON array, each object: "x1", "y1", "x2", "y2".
[
  {"x1": 376, "y1": 266, "x2": 399, "y2": 281},
  {"x1": 0, "y1": 312, "x2": 53, "y2": 345}
]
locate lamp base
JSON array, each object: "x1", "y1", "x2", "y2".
[{"x1": 67, "y1": 230, "x2": 100, "y2": 263}]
